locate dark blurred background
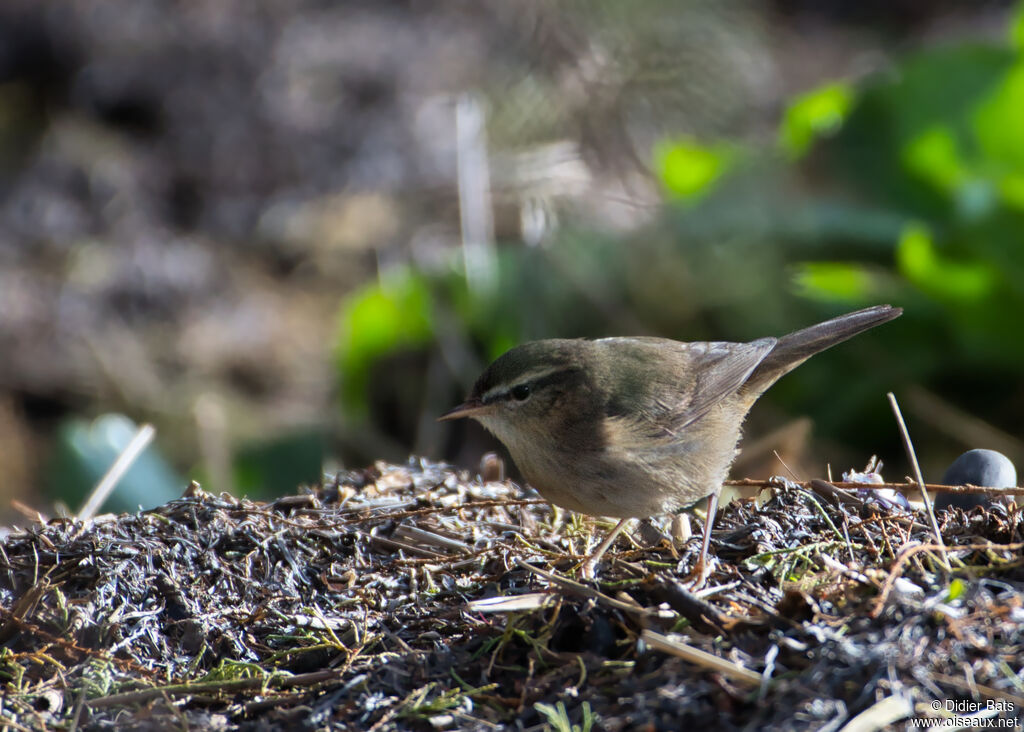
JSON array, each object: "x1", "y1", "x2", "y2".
[{"x1": 1, "y1": 0, "x2": 1023, "y2": 519}]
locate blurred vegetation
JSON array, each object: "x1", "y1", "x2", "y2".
[
  {"x1": 49, "y1": 414, "x2": 180, "y2": 514},
  {"x1": 338, "y1": 2, "x2": 1024, "y2": 481},
  {"x1": 3, "y1": 2, "x2": 1023, "y2": 515}
]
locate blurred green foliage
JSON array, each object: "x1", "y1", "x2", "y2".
[
  {"x1": 809, "y1": 13, "x2": 1024, "y2": 371},
  {"x1": 231, "y1": 428, "x2": 325, "y2": 499},
  {"x1": 335, "y1": 4, "x2": 1024, "y2": 467},
  {"x1": 336, "y1": 270, "x2": 435, "y2": 418},
  {"x1": 654, "y1": 137, "x2": 736, "y2": 200},
  {"x1": 779, "y1": 82, "x2": 855, "y2": 159}
]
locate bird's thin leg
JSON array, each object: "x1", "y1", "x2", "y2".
[
  {"x1": 686, "y1": 491, "x2": 719, "y2": 588},
  {"x1": 580, "y1": 517, "x2": 631, "y2": 579}
]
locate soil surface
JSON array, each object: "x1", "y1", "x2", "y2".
[{"x1": 1, "y1": 459, "x2": 1022, "y2": 730}]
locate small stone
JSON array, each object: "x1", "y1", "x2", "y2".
[{"x1": 935, "y1": 449, "x2": 1017, "y2": 511}]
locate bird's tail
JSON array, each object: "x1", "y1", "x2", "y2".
[{"x1": 745, "y1": 305, "x2": 902, "y2": 394}]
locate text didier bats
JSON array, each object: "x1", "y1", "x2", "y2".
[{"x1": 938, "y1": 699, "x2": 1013, "y2": 713}]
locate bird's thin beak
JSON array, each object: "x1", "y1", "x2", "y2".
[{"x1": 438, "y1": 399, "x2": 489, "y2": 421}]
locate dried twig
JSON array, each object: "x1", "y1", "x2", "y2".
[
  {"x1": 887, "y1": 392, "x2": 950, "y2": 571},
  {"x1": 641, "y1": 630, "x2": 762, "y2": 686},
  {"x1": 77, "y1": 422, "x2": 156, "y2": 521},
  {"x1": 870, "y1": 541, "x2": 1024, "y2": 617},
  {"x1": 87, "y1": 670, "x2": 344, "y2": 708},
  {"x1": 725, "y1": 478, "x2": 1018, "y2": 497}
]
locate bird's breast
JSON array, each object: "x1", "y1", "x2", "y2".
[{"x1": 512, "y1": 403, "x2": 748, "y2": 519}]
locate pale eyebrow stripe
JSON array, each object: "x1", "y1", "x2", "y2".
[
  {"x1": 482, "y1": 386, "x2": 510, "y2": 404},
  {"x1": 481, "y1": 366, "x2": 581, "y2": 404}
]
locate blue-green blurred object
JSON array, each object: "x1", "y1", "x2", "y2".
[{"x1": 50, "y1": 414, "x2": 182, "y2": 514}]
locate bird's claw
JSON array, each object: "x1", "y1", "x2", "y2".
[{"x1": 682, "y1": 554, "x2": 715, "y2": 590}]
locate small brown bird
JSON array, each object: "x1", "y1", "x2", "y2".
[{"x1": 440, "y1": 305, "x2": 901, "y2": 579}]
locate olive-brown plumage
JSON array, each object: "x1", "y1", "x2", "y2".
[{"x1": 440, "y1": 305, "x2": 901, "y2": 575}]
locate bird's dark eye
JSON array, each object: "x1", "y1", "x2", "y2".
[{"x1": 511, "y1": 384, "x2": 531, "y2": 401}]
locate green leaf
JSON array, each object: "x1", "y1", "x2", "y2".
[
  {"x1": 780, "y1": 81, "x2": 855, "y2": 158},
  {"x1": 901, "y1": 127, "x2": 1002, "y2": 219},
  {"x1": 1011, "y1": 0, "x2": 1024, "y2": 50},
  {"x1": 973, "y1": 61, "x2": 1024, "y2": 174},
  {"x1": 945, "y1": 577, "x2": 967, "y2": 602},
  {"x1": 998, "y1": 173, "x2": 1024, "y2": 209},
  {"x1": 896, "y1": 223, "x2": 995, "y2": 303},
  {"x1": 901, "y1": 125, "x2": 967, "y2": 193},
  {"x1": 897, "y1": 223, "x2": 937, "y2": 281},
  {"x1": 792, "y1": 261, "x2": 877, "y2": 303},
  {"x1": 654, "y1": 137, "x2": 733, "y2": 200},
  {"x1": 335, "y1": 269, "x2": 434, "y2": 415}
]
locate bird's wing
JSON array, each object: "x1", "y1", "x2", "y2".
[
  {"x1": 599, "y1": 336, "x2": 777, "y2": 441},
  {"x1": 677, "y1": 337, "x2": 777, "y2": 428}
]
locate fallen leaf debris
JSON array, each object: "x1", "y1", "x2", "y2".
[{"x1": 1, "y1": 459, "x2": 1022, "y2": 730}]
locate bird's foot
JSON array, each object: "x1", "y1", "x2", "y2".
[
  {"x1": 682, "y1": 554, "x2": 716, "y2": 590},
  {"x1": 579, "y1": 556, "x2": 598, "y2": 581}
]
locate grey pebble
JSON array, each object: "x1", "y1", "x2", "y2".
[{"x1": 935, "y1": 449, "x2": 1017, "y2": 511}]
